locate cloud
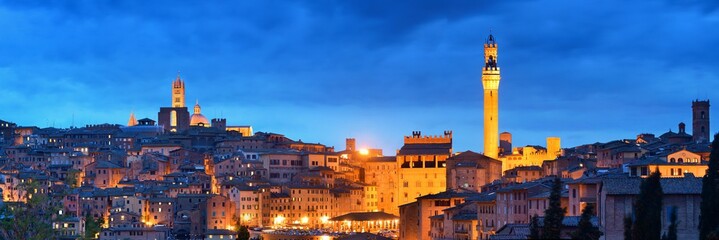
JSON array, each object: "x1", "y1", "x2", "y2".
[{"x1": 0, "y1": 0, "x2": 717, "y2": 151}]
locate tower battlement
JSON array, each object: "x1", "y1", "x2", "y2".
[
  {"x1": 693, "y1": 99, "x2": 710, "y2": 106},
  {"x1": 404, "y1": 131, "x2": 453, "y2": 144}
]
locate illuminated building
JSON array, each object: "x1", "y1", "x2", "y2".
[
  {"x1": 399, "y1": 191, "x2": 475, "y2": 240},
  {"x1": 144, "y1": 197, "x2": 175, "y2": 227},
  {"x1": 226, "y1": 126, "x2": 254, "y2": 137},
  {"x1": 285, "y1": 184, "x2": 334, "y2": 228},
  {"x1": 328, "y1": 212, "x2": 399, "y2": 233},
  {"x1": 190, "y1": 100, "x2": 211, "y2": 127},
  {"x1": 364, "y1": 156, "x2": 398, "y2": 215},
  {"x1": 207, "y1": 195, "x2": 234, "y2": 230},
  {"x1": 84, "y1": 160, "x2": 126, "y2": 188},
  {"x1": 446, "y1": 151, "x2": 502, "y2": 192},
  {"x1": 396, "y1": 131, "x2": 452, "y2": 207},
  {"x1": 482, "y1": 34, "x2": 500, "y2": 160},
  {"x1": 158, "y1": 74, "x2": 190, "y2": 133},
  {"x1": 500, "y1": 137, "x2": 562, "y2": 171}
]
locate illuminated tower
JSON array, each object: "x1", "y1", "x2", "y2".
[
  {"x1": 482, "y1": 34, "x2": 500, "y2": 159},
  {"x1": 127, "y1": 112, "x2": 137, "y2": 126},
  {"x1": 159, "y1": 74, "x2": 190, "y2": 132},
  {"x1": 172, "y1": 73, "x2": 186, "y2": 108}
]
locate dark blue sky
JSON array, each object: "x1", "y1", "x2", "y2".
[{"x1": 1, "y1": 1, "x2": 718, "y2": 153}]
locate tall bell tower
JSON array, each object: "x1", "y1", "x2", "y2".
[
  {"x1": 482, "y1": 34, "x2": 500, "y2": 159},
  {"x1": 172, "y1": 73, "x2": 186, "y2": 108}
]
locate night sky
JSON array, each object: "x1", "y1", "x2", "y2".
[{"x1": 1, "y1": 1, "x2": 718, "y2": 153}]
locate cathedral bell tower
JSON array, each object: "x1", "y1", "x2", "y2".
[
  {"x1": 172, "y1": 73, "x2": 186, "y2": 108},
  {"x1": 482, "y1": 34, "x2": 501, "y2": 159}
]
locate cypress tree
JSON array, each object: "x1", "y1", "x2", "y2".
[
  {"x1": 238, "y1": 225, "x2": 250, "y2": 240},
  {"x1": 632, "y1": 169, "x2": 663, "y2": 240},
  {"x1": 529, "y1": 214, "x2": 540, "y2": 239},
  {"x1": 664, "y1": 206, "x2": 678, "y2": 240},
  {"x1": 623, "y1": 215, "x2": 632, "y2": 240},
  {"x1": 569, "y1": 204, "x2": 603, "y2": 240},
  {"x1": 542, "y1": 177, "x2": 566, "y2": 239},
  {"x1": 700, "y1": 134, "x2": 719, "y2": 240}
]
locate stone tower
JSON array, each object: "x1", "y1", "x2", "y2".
[
  {"x1": 693, "y1": 100, "x2": 710, "y2": 143},
  {"x1": 172, "y1": 73, "x2": 186, "y2": 108},
  {"x1": 346, "y1": 138, "x2": 356, "y2": 152},
  {"x1": 482, "y1": 34, "x2": 501, "y2": 159}
]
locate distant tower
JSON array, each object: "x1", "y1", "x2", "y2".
[
  {"x1": 499, "y1": 132, "x2": 512, "y2": 155},
  {"x1": 693, "y1": 100, "x2": 710, "y2": 143},
  {"x1": 211, "y1": 118, "x2": 227, "y2": 131},
  {"x1": 127, "y1": 112, "x2": 137, "y2": 126},
  {"x1": 346, "y1": 138, "x2": 356, "y2": 152},
  {"x1": 159, "y1": 74, "x2": 190, "y2": 132},
  {"x1": 546, "y1": 137, "x2": 561, "y2": 159},
  {"x1": 482, "y1": 33, "x2": 501, "y2": 159},
  {"x1": 172, "y1": 73, "x2": 186, "y2": 108}
]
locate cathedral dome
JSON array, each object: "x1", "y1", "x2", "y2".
[{"x1": 190, "y1": 101, "x2": 210, "y2": 127}]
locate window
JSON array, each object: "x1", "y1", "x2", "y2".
[{"x1": 170, "y1": 110, "x2": 177, "y2": 127}]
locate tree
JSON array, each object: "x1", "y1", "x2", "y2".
[
  {"x1": 0, "y1": 180, "x2": 59, "y2": 240},
  {"x1": 623, "y1": 215, "x2": 632, "y2": 240},
  {"x1": 700, "y1": 134, "x2": 719, "y2": 240},
  {"x1": 569, "y1": 204, "x2": 603, "y2": 240},
  {"x1": 529, "y1": 214, "x2": 540, "y2": 239},
  {"x1": 632, "y1": 169, "x2": 663, "y2": 240},
  {"x1": 238, "y1": 225, "x2": 250, "y2": 240},
  {"x1": 83, "y1": 212, "x2": 102, "y2": 240},
  {"x1": 661, "y1": 206, "x2": 678, "y2": 240},
  {"x1": 65, "y1": 169, "x2": 81, "y2": 188},
  {"x1": 542, "y1": 177, "x2": 566, "y2": 239}
]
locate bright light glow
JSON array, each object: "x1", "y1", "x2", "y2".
[
  {"x1": 243, "y1": 214, "x2": 251, "y2": 221},
  {"x1": 227, "y1": 225, "x2": 236, "y2": 231},
  {"x1": 359, "y1": 149, "x2": 369, "y2": 155},
  {"x1": 301, "y1": 217, "x2": 309, "y2": 224},
  {"x1": 320, "y1": 216, "x2": 330, "y2": 224},
  {"x1": 320, "y1": 236, "x2": 332, "y2": 240},
  {"x1": 274, "y1": 216, "x2": 285, "y2": 225}
]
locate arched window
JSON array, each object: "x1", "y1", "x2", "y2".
[
  {"x1": 170, "y1": 110, "x2": 177, "y2": 127},
  {"x1": 670, "y1": 158, "x2": 675, "y2": 163},
  {"x1": 678, "y1": 158, "x2": 684, "y2": 163},
  {"x1": 702, "y1": 111, "x2": 706, "y2": 119}
]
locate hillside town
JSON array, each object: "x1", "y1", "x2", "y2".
[{"x1": 0, "y1": 34, "x2": 714, "y2": 240}]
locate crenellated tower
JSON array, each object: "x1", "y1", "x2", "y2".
[
  {"x1": 172, "y1": 73, "x2": 186, "y2": 108},
  {"x1": 482, "y1": 34, "x2": 501, "y2": 159}
]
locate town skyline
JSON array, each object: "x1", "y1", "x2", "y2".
[
  {"x1": 2, "y1": 2, "x2": 718, "y2": 239},
  {"x1": 2, "y1": 1, "x2": 719, "y2": 152}
]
